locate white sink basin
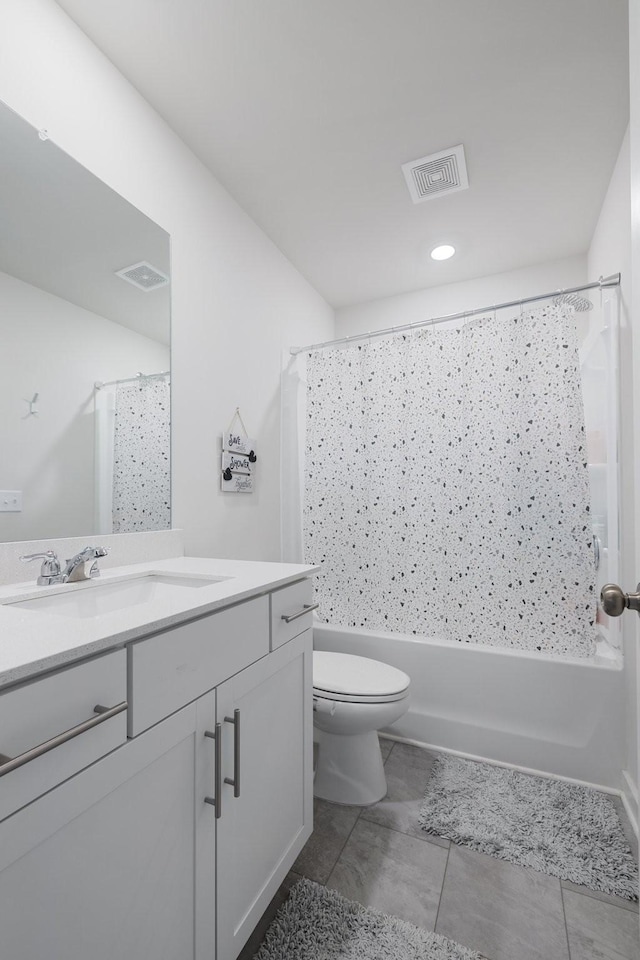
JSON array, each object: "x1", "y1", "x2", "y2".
[{"x1": 8, "y1": 573, "x2": 228, "y2": 619}]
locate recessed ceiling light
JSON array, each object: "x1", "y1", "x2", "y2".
[{"x1": 430, "y1": 244, "x2": 456, "y2": 261}]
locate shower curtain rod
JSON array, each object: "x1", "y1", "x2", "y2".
[
  {"x1": 289, "y1": 272, "x2": 621, "y2": 356},
  {"x1": 94, "y1": 370, "x2": 170, "y2": 389}
]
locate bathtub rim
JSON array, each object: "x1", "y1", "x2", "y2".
[{"x1": 312, "y1": 618, "x2": 622, "y2": 671}]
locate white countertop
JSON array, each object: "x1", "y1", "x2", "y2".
[{"x1": 0, "y1": 556, "x2": 318, "y2": 688}]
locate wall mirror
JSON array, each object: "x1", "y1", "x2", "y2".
[{"x1": 0, "y1": 101, "x2": 171, "y2": 543}]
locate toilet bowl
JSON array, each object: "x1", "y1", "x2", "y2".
[{"x1": 313, "y1": 651, "x2": 410, "y2": 806}]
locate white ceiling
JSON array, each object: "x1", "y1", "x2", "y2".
[
  {"x1": 55, "y1": 0, "x2": 629, "y2": 309},
  {"x1": 0, "y1": 100, "x2": 170, "y2": 345}
]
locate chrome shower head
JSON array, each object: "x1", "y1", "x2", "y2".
[{"x1": 553, "y1": 292, "x2": 593, "y2": 312}]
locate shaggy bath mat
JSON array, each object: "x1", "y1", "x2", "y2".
[
  {"x1": 254, "y1": 878, "x2": 483, "y2": 960},
  {"x1": 419, "y1": 754, "x2": 638, "y2": 900}
]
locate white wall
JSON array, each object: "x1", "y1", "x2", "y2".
[
  {"x1": 335, "y1": 255, "x2": 587, "y2": 338},
  {"x1": 0, "y1": 270, "x2": 169, "y2": 542},
  {"x1": 587, "y1": 128, "x2": 637, "y2": 820},
  {"x1": 0, "y1": 0, "x2": 334, "y2": 562}
]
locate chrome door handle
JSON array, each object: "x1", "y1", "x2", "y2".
[
  {"x1": 280, "y1": 602, "x2": 319, "y2": 623},
  {"x1": 204, "y1": 722, "x2": 222, "y2": 819},
  {"x1": 0, "y1": 701, "x2": 127, "y2": 776},
  {"x1": 600, "y1": 583, "x2": 640, "y2": 617},
  {"x1": 224, "y1": 709, "x2": 240, "y2": 798}
]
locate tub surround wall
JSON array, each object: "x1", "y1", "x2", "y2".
[{"x1": 0, "y1": 0, "x2": 334, "y2": 565}]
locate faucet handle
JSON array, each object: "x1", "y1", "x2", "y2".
[
  {"x1": 89, "y1": 546, "x2": 108, "y2": 578},
  {"x1": 20, "y1": 550, "x2": 62, "y2": 585},
  {"x1": 20, "y1": 549, "x2": 59, "y2": 567}
]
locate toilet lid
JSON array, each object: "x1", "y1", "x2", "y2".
[{"x1": 313, "y1": 651, "x2": 410, "y2": 701}]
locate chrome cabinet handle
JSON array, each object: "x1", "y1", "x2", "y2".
[
  {"x1": 224, "y1": 709, "x2": 241, "y2": 798},
  {"x1": 280, "y1": 602, "x2": 319, "y2": 624},
  {"x1": 204, "y1": 722, "x2": 222, "y2": 819},
  {"x1": 0, "y1": 701, "x2": 127, "y2": 777}
]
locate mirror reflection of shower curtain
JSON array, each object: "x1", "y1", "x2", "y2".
[
  {"x1": 284, "y1": 303, "x2": 599, "y2": 659},
  {"x1": 95, "y1": 384, "x2": 116, "y2": 534},
  {"x1": 95, "y1": 377, "x2": 170, "y2": 534}
]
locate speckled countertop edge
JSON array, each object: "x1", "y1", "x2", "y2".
[{"x1": 0, "y1": 556, "x2": 319, "y2": 688}]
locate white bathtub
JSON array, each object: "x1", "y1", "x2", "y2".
[{"x1": 313, "y1": 622, "x2": 625, "y2": 790}]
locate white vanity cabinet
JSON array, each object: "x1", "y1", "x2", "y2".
[
  {"x1": 0, "y1": 694, "x2": 215, "y2": 960},
  {"x1": 215, "y1": 629, "x2": 313, "y2": 959},
  {"x1": 0, "y1": 576, "x2": 314, "y2": 960}
]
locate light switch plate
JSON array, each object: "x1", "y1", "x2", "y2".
[{"x1": 0, "y1": 491, "x2": 22, "y2": 512}]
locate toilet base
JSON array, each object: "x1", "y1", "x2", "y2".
[{"x1": 313, "y1": 729, "x2": 387, "y2": 806}]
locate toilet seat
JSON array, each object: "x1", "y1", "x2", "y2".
[{"x1": 313, "y1": 651, "x2": 410, "y2": 704}]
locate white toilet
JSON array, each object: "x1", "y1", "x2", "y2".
[{"x1": 312, "y1": 651, "x2": 410, "y2": 806}]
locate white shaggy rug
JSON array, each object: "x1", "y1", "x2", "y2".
[
  {"x1": 419, "y1": 754, "x2": 638, "y2": 900},
  {"x1": 253, "y1": 878, "x2": 483, "y2": 960}
]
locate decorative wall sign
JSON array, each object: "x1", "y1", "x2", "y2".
[
  {"x1": 222, "y1": 451, "x2": 251, "y2": 474},
  {"x1": 222, "y1": 471, "x2": 254, "y2": 494},
  {"x1": 221, "y1": 408, "x2": 257, "y2": 493},
  {"x1": 225, "y1": 432, "x2": 257, "y2": 456}
]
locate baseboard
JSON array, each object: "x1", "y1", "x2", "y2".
[
  {"x1": 379, "y1": 732, "x2": 626, "y2": 802},
  {"x1": 621, "y1": 770, "x2": 639, "y2": 837}
]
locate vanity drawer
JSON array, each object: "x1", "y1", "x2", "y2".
[
  {"x1": 270, "y1": 579, "x2": 315, "y2": 650},
  {"x1": 128, "y1": 595, "x2": 269, "y2": 736},
  {"x1": 0, "y1": 649, "x2": 127, "y2": 822}
]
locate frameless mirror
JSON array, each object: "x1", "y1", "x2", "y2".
[{"x1": 0, "y1": 101, "x2": 171, "y2": 542}]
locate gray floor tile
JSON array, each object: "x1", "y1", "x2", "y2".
[
  {"x1": 563, "y1": 888, "x2": 640, "y2": 960},
  {"x1": 561, "y1": 879, "x2": 639, "y2": 915},
  {"x1": 379, "y1": 735, "x2": 394, "y2": 761},
  {"x1": 436, "y1": 844, "x2": 569, "y2": 960},
  {"x1": 326, "y1": 817, "x2": 448, "y2": 930},
  {"x1": 361, "y1": 740, "x2": 448, "y2": 846},
  {"x1": 292, "y1": 797, "x2": 361, "y2": 883}
]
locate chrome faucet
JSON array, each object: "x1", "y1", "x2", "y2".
[
  {"x1": 62, "y1": 546, "x2": 109, "y2": 582},
  {"x1": 20, "y1": 546, "x2": 108, "y2": 585}
]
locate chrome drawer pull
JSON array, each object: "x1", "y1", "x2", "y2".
[
  {"x1": 280, "y1": 602, "x2": 319, "y2": 624},
  {"x1": 0, "y1": 701, "x2": 127, "y2": 777},
  {"x1": 204, "y1": 722, "x2": 222, "y2": 819},
  {"x1": 224, "y1": 709, "x2": 241, "y2": 798}
]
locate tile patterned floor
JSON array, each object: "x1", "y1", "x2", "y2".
[{"x1": 240, "y1": 740, "x2": 640, "y2": 960}]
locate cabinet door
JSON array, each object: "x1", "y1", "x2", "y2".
[
  {"x1": 0, "y1": 695, "x2": 216, "y2": 960},
  {"x1": 216, "y1": 629, "x2": 313, "y2": 960}
]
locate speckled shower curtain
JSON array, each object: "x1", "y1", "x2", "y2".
[
  {"x1": 112, "y1": 377, "x2": 171, "y2": 533},
  {"x1": 303, "y1": 304, "x2": 597, "y2": 658}
]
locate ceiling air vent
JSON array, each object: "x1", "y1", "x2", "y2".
[
  {"x1": 115, "y1": 261, "x2": 169, "y2": 292},
  {"x1": 401, "y1": 144, "x2": 469, "y2": 204}
]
